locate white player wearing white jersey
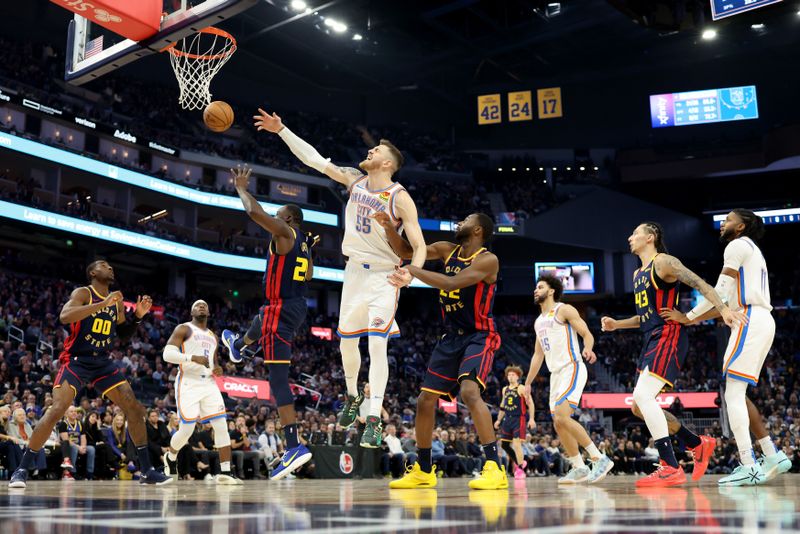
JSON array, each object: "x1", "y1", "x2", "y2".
[
  {"x1": 253, "y1": 109, "x2": 427, "y2": 448},
  {"x1": 524, "y1": 274, "x2": 614, "y2": 484},
  {"x1": 664, "y1": 209, "x2": 790, "y2": 486},
  {"x1": 162, "y1": 300, "x2": 241, "y2": 484}
]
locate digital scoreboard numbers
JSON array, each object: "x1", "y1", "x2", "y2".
[
  {"x1": 650, "y1": 85, "x2": 758, "y2": 128},
  {"x1": 711, "y1": 0, "x2": 782, "y2": 21},
  {"x1": 477, "y1": 94, "x2": 502, "y2": 125},
  {"x1": 508, "y1": 91, "x2": 532, "y2": 122}
]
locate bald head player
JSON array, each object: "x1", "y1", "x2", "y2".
[{"x1": 162, "y1": 300, "x2": 241, "y2": 484}]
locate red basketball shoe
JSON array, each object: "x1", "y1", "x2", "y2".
[
  {"x1": 689, "y1": 435, "x2": 716, "y2": 481},
  {"x1": 635, "y1": 461, "x2": 686, "y2": 488}
]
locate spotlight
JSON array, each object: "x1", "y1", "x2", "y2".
[
  {"x1": 566, "y1": 166, "x2": 571, "y2": 171},
  {"x1": 525, "y1": 167, "x2": 530, "y2": 171},
  {"x1": 324, "y1": 18, "x2": 347, "y2": 33},
  {"x1": 552, "y1": 167, "x2": 557, "y2": 171},
  {"x1": 538, "y1": 167, "x2": 544, "y2": 171},
  {"x1": 750, "y1": 23, "x2": 765, "y2": 30},
  {"x1": 352, "y1": 33, "x2": 363, "y2": 41},
  {"x1": 702, "y1": 29, "x2": 717, "y2": 40},
  {"x1": 290, "y1": 0, "x2": 306, "y2": 11},
  {"x1": 593, "y1": 166, "x2": 599, "y2": 171},
  {"x1": 511, "y1": 167, "x2": 516, "y2": 172},
  {"x1": 497, "y1": 168, "x2": 503, "y2": 172},
  {"x1": 579, "y1": 166, "x2": 586, "y2": 171}
]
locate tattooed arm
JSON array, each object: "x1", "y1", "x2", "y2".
[{"x1": 654, "y1": 254, "x2": 747, "y2": 328}]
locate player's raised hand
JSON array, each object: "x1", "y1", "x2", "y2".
[
  {"x1": 582, "y1": 348, "x2": 597, "y2": 364},
  {"x1": 134, "y1": 295, "x2": 153, "y2": 318},
  {"x1": 600, "y1": 316, "x2": 617, "y2": 332},
  {"x1": 721, "y1": 307, "x2": 749, "y2": 329},
  {"x1": 370, "y1": 211, "x2": 394, "y2": 231},
  {"x1": 388, "y1": 266, "x2": 413, "y2": 288},
  {"x1": 230, "y1": 164, "x2": 252, "y2": 190},
  {"x1": 659, "y1": 308, "x2": 689, "y2": 324},
  {"x1": 304, "y1": 232, "x2": 321, "y2": 249},
  {"x1": 103, "y1": 291, "x2": 123, "y2": 307},
  {"x1": 253, "y1": 108, "x2": 284, "y2": 133}
]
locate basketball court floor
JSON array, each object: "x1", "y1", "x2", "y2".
[{"x1": 1, "y1": 475, "x2": 798, "y2": 533}]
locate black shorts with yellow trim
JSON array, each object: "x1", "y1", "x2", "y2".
[
  {"x1": 55, "y1": 355, "x2": 127, "y2": 397},
  {"x1": 258, "y1": 297, "x2": 307, "y2": 364},
  {"x1": 637, "y1": 324, "x2": 688, "y2": 387},
  {"x1": 421, "y1": 330, "x2": 501, "y2": 401},
  {"x1": 498, "y1": 413, "x2": 528, "y2": 441}
]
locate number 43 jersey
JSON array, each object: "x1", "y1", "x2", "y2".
[
  {"x1": 633, "y1": 253, "x2": 681, "y2": 333},
  {"x1": 264, "y1": 227, "x2": 310, "y2": 300},
  {"x1": 342, "y1": 177, "x2": 405, "y2": 266}
]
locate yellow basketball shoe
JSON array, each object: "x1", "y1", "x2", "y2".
[
  {"x1": 389, "y1": 463, "x2": 438, "y2": 489},
  {"x1": 469, "y1": 461, "x2": 509, "y2": 490}
]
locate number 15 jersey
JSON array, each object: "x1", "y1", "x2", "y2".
[
  {"x1": 264, "y1": 227, "x2": 310, "y2": 300},
  {"x1": 342, "y1": 177, "x2": 405, "y2": 266}
]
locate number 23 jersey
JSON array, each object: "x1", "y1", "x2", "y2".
[{"x1": 264, "y1": 227, "x2": 310, "y2": 300}]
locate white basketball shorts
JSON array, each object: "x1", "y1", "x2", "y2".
[
  {"x1": 549, "y1": 360, "x2": 587, "y2": 413},
  {"x1": 176, "y1": 374, "x2": 227, "y2": 424},
  {"x1": 722, "y1": 305, "x2": 775, "y2": 385},
  {"x1": 337, "y1": 261, "x2": 400, "y2": 339}
]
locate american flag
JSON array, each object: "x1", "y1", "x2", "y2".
[{"x1": 84, "y1": 35, "x2": 104, "y2": 59}]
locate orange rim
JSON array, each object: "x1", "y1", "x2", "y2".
[{"x1": 162, "y1": 27, "x2": 237, "y2": 60}]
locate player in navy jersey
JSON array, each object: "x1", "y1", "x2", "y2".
[
  {"x1": 9, "y1": 260, "x2": 171, "y2": 488},
  {"x1": 374, "y1": 211, "x2": 507, "y2": 491},
  {"x1": 600, "y1": 222, "x2": 746, "y2": 488},
  {"x1": 221, "y1": 165, "x2": 315, "y2": 480},
  {"x1": 495, "y1": 365, "x2": 533, "y2": 480}
]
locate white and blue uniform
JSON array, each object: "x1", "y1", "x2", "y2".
[
  {"x1": 721, "y1": 237, "x2": 775, "y2": 385},
  {"x1": 175, "y1": 323, "x2": 226, "y2": 423},
  {"x1": 337, "y1": 177, "x2": 404, "y2": 339},
  {"x1": 534, "y1": 303, "x2": 587, "y2": 412}
]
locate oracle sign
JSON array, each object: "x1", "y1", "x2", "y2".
[
  {"x1": 215, "y1": 376, "x2": 270, "y2": 400},
  {"x1": 581, "y1": 392, "x2": 718, "y2": 410}
]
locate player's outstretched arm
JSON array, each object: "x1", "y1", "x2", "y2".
[
  {"x1": 253, "y1": 108, "x2": 362, "y2": 188},
  {"x1": 600, "y1": 315, "x2": 640, "y2": 331},
  {"x1": 231, "y1": 165, "x2": 294, "y2": 248},
  {"x1": 655, "y1": 254, "x2": 746, "y2": 328},
  {"x1": 398, "y1": 252, "x2": 498, "y2": 291},
  {"x1": 560, "y1": 305, "x2": 596, "y2": 364},
  {"x1": 371, "y1": 211, "x2": 454, "y2": 261},
  {"x1": 59, "y1": 288, "x2": 122, "y2": 324}
]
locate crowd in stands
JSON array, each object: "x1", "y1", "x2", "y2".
[{"x1": 1, "y1": 262, "x2": 800, "y2": 482}]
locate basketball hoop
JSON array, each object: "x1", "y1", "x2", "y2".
[{"x1": 164, "y1": 27, "x2": 237, "y2": 111}]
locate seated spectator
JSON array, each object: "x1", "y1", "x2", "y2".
[
  {"x1": 7, "y1": 407, "x2": 46, "y2": 474},
  {"x1": 57, "y1": 405, "x2": 95, "y2": 480},
  {"x1": 381, "y1": 424, "x2": 405, "y2": 478}
]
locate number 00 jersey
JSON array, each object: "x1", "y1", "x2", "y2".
[
  {"x1": 439, "y1": 246, "x2": 497, "y2": 332},
  {"x1": 60, "y1": 286, "x2": 119, "y2": 362},
  {"x1": 264, "y1": 227, "x2": 310, "y2": 300},
  {"x1": 342, "y1": 177, "x2": 405, "y2": 266},
  {"x1": 633, "y1": 254, "x2": 681, "y2": 333}
]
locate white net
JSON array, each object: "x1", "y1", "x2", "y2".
[{"x1": 167, "y1": 27, "x2": 236, "y2": 111}]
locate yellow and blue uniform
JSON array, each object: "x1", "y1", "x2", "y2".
[
  {"x1": 421, "y1": 245, "x2": 501, "y2": 400},
  {"x1": 498, "y1": 386, "x2": 527, "y2": 441},
  {"x1": 257, "y1": 228, "x2": 310, "y2": 363},
  {"x1": 633, "y1": 254, "x2": 688, "y2": 387},
  {"x1": 56, "y1": 286, "x2": 127, "y2": 397}
]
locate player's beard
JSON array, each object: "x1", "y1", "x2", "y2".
[
  {"x1": 719, "y1": 227, "x2": 737, "y2": 243},
  {"x1": 455, "y1": 225, "x2": 471, "y2": 241},
  {"x1": 533, "y1": 293, "x2": 545, "y2": 305},
  {"x1": 359, "y1": 158, "x2": 375, "y2": 171},
  {"x1": 193, "y1": 313, "x2": 209, "y2": 323}
]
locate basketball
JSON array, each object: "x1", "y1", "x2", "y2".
[{"x1": 203, "y1": 100, "x2": 234, "y2": 132}]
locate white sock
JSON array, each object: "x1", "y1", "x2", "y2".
[
  {"x1": 569, "y1": 454, "x2": 585, "y2": 468},
  {"x1": 340, "y1": 337, "x2": 361, "y2": 397},
  {"x1": 584, "y1": 443, "x2": 601, "y2": 461},
  {"x1": 739, "y1": 449, "x2": 756, "y2": 465},
  {"x1": 367, "y1": 335, "x2": 389, "y2": 417},
  {"x1": 166, "y1": 451, "x2": 177, "y2": 462},
  {"x1": 220, "y1": 461, "x2": 231, "y2": 473},
  {"x1": 758, "y1": 436, "x2": 777, "y2": 456}
]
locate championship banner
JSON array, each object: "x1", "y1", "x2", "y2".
[
  {"x1": 477, "y1": 94, "x2": 502, "y2": 125},
  {"x1": 537, "y1": 87, "x2": 563, "y2": 119},
  {"x1": 581, "y1": 392, "x2": 718, "y2": 410},
  {"x1": 215, "y1": 376, "x2": 270, "y2": 400},
  {"x1": 508, "y1": 90, "x2": 533, "y2": 122}
]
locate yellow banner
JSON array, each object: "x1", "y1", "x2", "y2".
[
  {"x1": 508, "y1": 91, "x2": 532, "y2": 122},
  {"x1": 537, "y1": 87, "x2": 563, "y2": 119},
  {"x1": 477, "y1": 94, "x2": 502, "y2": 125}
]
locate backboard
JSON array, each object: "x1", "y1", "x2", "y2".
[{"x1": 64, "y1": 0, "x2": 256, "y2": 85}]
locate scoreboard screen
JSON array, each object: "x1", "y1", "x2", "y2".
[
  {"x1": 534, "y1": 262, "x2": 595, "y2": 294},
  {"x1": 650, "y1": 85, "x2": 758, "y2": 128},
  {"x1": 711, "y1": 0, "x2": 782, "y2": 21}
]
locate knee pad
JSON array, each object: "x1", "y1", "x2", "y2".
[
  {"x1": 211, "y1": 418, "x2": 231, "y2": 449},
  {"x1": 268, "y1": 363, "x2": 294, "y2": 407}
]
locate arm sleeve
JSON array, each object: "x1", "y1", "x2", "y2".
[
  {"x1": 163, "y1": 344, "x2": 192, "y2": 365},
  {"x1": 686, "y1": 273, "x2": 737, "y2": 321},
  {"x1": 277, "y1": 126, "x2": 330, "y2": 173}
]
